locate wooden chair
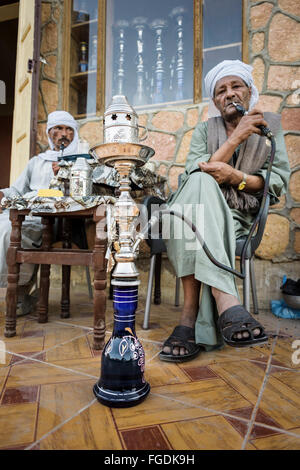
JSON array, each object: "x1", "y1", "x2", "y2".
[{"x1": 4, "y1": 207, "x2": 108, "y2": 349}]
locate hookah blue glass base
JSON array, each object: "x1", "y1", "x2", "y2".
[{"x1": 93, "y1": 281, "x2": 150, "y2": 408}]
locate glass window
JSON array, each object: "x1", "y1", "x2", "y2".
[
  {"x1": 105, "y1": 0, "x2": 194, "y2": 109},
  {"x1": 202, "y1": 0, "x2": 242, "y2": 98},
  {"x1": 65, "y1": 0, "x2": 244, "y2": 118},
  {"x1": 69, "y1": 0, "x2": 99, "y2": 118}
]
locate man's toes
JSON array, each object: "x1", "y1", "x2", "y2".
[
  {"x1": 163, "y1": 346, "x2": 171, "y2": 354},
  {"x1": 253, "y1": 327, "x2": 261, "y2": 337},
  {"x1": 242, "y1": 331, "x2": 250, "y2": 338}
]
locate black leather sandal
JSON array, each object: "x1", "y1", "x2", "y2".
[
  {"x1": 218, "y1": 305, "x2": 268, "y2": 348},
  {"x1": 159, "y1": 325, "x2": 202, "y2": 363}
]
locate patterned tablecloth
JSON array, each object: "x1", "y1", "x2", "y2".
[{"x1": 0, "y1": 194, "x2": 116, "y2": 213}]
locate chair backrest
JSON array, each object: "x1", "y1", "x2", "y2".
[{"x1": 142, "y1": 195, "x2": 167, "y2": 255}]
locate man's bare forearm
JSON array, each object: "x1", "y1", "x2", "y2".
[{"x1": 209, "y1": 139, "x2": 237, "y2": 163}]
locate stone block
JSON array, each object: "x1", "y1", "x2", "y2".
[
  {"x1": 41, "y1": 3, "x2": 51, "y2": 24},
  {"x1": 271, "y1": 195, "x2": 286, "y2": 210},
  {"x1": 176, "y1": 130, "x2": 194, "y2": 164},
  {"x1": 151, "y1": 111, "x2": 184, "y2": 132},
  {"x1": 278, "y1": 0, "x2": 300, "y2": 18},
  {"x1": 281, "y1": 108, "x2": 300, "y2": 131},
  {"x1": 44, "y1": 55, "x2": 57, "y2": 80},
  {"x1": 38, "y1": 90, "x2": 46, "y2": 121},
  {"x1": 41, "y1": 80, "x2": 58, "y2": 114},
  {"x1": 269, "y1": 14, "x2": 300, "y2": 62},
  {"x1": 137, "y1": 113, "x2": 148, "y2": 129},
  {"x1": 37, "y1": 123, "x2": 48, "y2": 147},
  {"x1": 252, "y1": 32, "x2": 265, "y2": 54},
  {"x1": 79, "y1": 121, "x2": 103, "y2": 146},
  {"x1": 267, "y1": 65, "x2": 300, "y2": 91},
  {"x1": 289, "y1": 170, "x2": 300, "y2": 201},
  {"x1": 250, "y1": 3, "x2": 273, "y2": 29},
  {"x1": 290, "y1": 208, "x2": 300, "y2": 225},
  {"x1": 142, "y1": 132, "x2": 176, "y2": 162},
  {"x1": 53, "y1": 7, "x2": 60, "y2": 21},
  {"x1": 294, "y1": 230, "x2": 300, "y2": 253},
  {"x1": 252, "y1": 57, "x2": 265, "y2": 93},
  {"x1": 168, "y1": 166, "x2": 185, "y2": 191},
  {"x1": 256, "y1": 214, "x2": 290, "y2": 259},
  {"x1": 201, "y1": 105, "x2": 208, "y2": 122},
  {"x1": 284, "y1": 134, "x2": 300, "y2": 168},
  {"x1": 41, "y1": 21, "x2": 58, "y2": 54},
  {"x1": 187, "y1": 108, "x2": 199, "y2": 128},
  {"x1": 257, "y1": 95, "x2": 282, "y2": 113}
]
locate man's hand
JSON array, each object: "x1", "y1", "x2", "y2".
[
  {"x1": 52, "y1": 162, "x2": 60, "y2": 176},
  {"x1": 228, "y1": 108, "x2": 269, "y2": 147},
  {"x1": 199, "y1": 161, "x2": 239, "y2": 185}
]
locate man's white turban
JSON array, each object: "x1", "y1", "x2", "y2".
[
  {"x1": 204, "y1": 60, "x2": 259, "y2": 117},
  {"x1": 46, "y1": 110, "x2": 79, "y2": 153},
  {"x1": 38, "y1": 110, "x2": 79, "y2": 161}
]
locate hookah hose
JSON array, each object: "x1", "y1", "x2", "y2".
[{"x1": 135, "y1": 105, "x2": 276, "y2": 281}]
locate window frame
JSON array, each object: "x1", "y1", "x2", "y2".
[{"x1": 63, "y1": 0, "x2": 248, "y2": 117}]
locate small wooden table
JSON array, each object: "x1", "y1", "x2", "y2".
[{"x1": 4, "y1": 206, "x2": 108, "y2": 350}]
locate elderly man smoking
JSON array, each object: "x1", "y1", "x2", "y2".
[
  {"x1": 160, "y1": 60, "x2": 290, "y2": 362},
  {"x1": 0, "y1": 111, "x2": 78, "y2": 314}
]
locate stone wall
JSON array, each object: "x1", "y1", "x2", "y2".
[
  {"x1": 37, "y1": 0, "x2": 63, "y2": 154},
  {"x1": 249, "y1": 0, "x2": 300, "y2": 263},
  {"x1": 36, "y1": 0, "x2": 300, "y2": 300}
]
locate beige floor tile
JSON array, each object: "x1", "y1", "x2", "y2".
[
  {"x1": 39, "y1": 400, "x2": 122, "y2": 450},
  {"x1": 272, "y1": 338, "x2": 300, "y2": 370},
  {"x1": 4, "y1": 338, "x2": 45, "y2": 355},
  {"x1": 6, "y1": 360, "x2": 90, "y2": 388},
  {"x1": 44, "y1": 334, "x2": 92, "y2": 362},
  {"x1": 113, "y1": 379, "x2": 249, "y2": 429},
  {"x1": 161, "y1": 415, "x2": 255, "y2": 450},
  {"x1": 43, "y1": 326, "x2": 90, "y2": 352},
  {"x1": 50, "y1": 357, "x2": 101, "y2": 378},
  {"x1": 251, "y1": 429, "x2": 300, "y2": 450},
  {"x1": 0, "y1": 403, "x2": 38, "y2": 448},
  {"x1": 209, "y1": 360, "x2": 266, "y2": 404},
  {"x1": 270, "y1": 369, "x2": 300, "y2": 393},
  {"x1": 259, "y1": 375, "x2": 300, "y2": 429},
  {"x1": 36, "y1": 379, "x2": 96, "y2": 439},
  {"x1": 145, "y1": 362, "x2": 191, "y2": 387},
  {"x1": 0, "y1": 365, "x2": 10, "y2": 397}
]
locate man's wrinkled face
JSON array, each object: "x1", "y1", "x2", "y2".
[
  {"x1": 48, "y1": 125, "x2": 74, "y2": 151},
  {"x1": 213, "y1": 75, "x2": 252, "y2": 121}
]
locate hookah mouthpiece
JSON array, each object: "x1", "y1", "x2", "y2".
[
  {"x1": 232, "y1": 102, "x2": 273, "y2": 139},
  {"x1": 58, "y1": 142, "x2": 66, "y2": 161}
]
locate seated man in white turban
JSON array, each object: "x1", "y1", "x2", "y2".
[
  {"x1": 0, "y1": 110, "x2": 79, "y2": 314},
  {"x1": 160, "y1": 60, "x2": 290, "y2": 362}
]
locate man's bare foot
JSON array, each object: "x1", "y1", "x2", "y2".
[{"x1": 211, "y1": 287, "x2": 261, "y2": 339}]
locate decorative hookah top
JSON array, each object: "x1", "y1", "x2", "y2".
[{"x1": 91, "y1": 95, "x2": 155, "y2": 167}]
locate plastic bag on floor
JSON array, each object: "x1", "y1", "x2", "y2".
[{"x1": 271, "y1": 299, "x2": 300, "y2": 319}]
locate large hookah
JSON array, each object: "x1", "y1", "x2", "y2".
[{"x1": 91, "y1": 95, "x2": 154, "y2": 407}]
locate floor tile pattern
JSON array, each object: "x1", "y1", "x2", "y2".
[{"x1": 0, "y1": 286, "x2": 299, "y2": 450}]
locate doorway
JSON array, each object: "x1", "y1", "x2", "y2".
[{"x1": 0, "y1": 1, "x2": 19, "y2": 189}]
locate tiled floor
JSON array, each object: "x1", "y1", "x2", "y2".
[{"x1": 0, "y1": 285, "x2": 299, "y2": 450}]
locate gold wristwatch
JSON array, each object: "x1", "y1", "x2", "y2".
[{"x1": 238, "y1": 173, "x2": 247, "y2": 191}]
